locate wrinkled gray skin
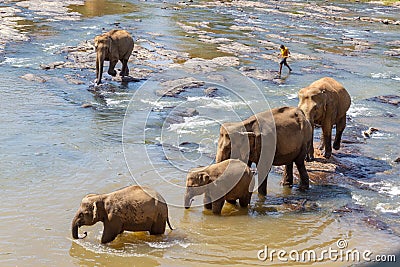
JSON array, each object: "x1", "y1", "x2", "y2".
[
  {"x1": 72, "y1": 186, "x2": 173, "y2": 244},
  {"x1": 94, "y1": 29, "x2": 134, "y2": 85},
  {"x1": 184, "y1": 159, "x2": 254, "y2": 215},
  {"x1": 298, "y1": 77, "x2": 351, "y2": 159},
  {"x1": 216, "y1": 106, "x2": 312, "y2": 196}
]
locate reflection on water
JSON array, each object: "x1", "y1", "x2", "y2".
[{"x1": 68, "y1": 0, "x2": 138, "y2": 18}]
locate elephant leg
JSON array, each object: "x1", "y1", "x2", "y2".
[
  {"x1": 295, "y1": 157, "x2": 309, "y2": 191},
  {"x1": 203, "y1": 193, "x2": 212, "y2": 210},
  {"x1": 322, "y1": 123, "x2": 333, "y2": 158},
  {"x1": 211, "y1": 198, "x2": 225, "y2": 215},
  {"x1": 239, "y1": 192, "x2": 252, "y2": 207},
  {"x1": 120, "y1": 59, "x2": 129, "y2": 76},
  {"x1": 307, "y1": 125, "x2": 315, "y2": 161},
  {"x1": 258, "y1": 173, "x2": 269, "y2": 196},
  {"x1": 280, "y1": 162, "x2": 294, "y2": 187},
  {"x1": 318, "y1": 131, "x2": 325, "y2": 150},
  {"x1": 101, "y1": 222, "x2": 121, "y2": 244},
  {"x1": 333, "y1": 116, "x2": 346, "y2": 150},
  {"x1": 108, "y1": 59, "x2": 118, "y2": 76},
  {"x1": 150, "y1": 213, "x2": 166, "y2": 235}
]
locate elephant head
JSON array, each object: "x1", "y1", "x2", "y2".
[
  {"x1": 94, "y1": 34, "x2": 111, "y2": 85},
  {"x1": 215, "y1": 122, "x2": 256, "y2": 164},
  {"x1": 184, "y1": 169, "x2": 210, "y2": 209},
  {"x1": 71, "y1": 194, "x2": 105, "y2": 239},
  {"x1": 298, "y1": 87, "x2": 328, "y2": 126}
]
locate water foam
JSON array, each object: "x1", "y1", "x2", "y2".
[{"x1": 376, "y1": 203, "x2": 400, "y2": 214}]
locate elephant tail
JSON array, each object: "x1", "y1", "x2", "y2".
[{"x1": 166, "y1": 217, "x2": 174, "y2": 231}]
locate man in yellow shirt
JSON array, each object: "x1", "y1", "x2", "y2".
[{"x1": 279, "y1": 44, "x2": 292, "y2": 77}]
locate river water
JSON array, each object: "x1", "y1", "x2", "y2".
[{"x1": 1, "y1": 0, "x2": 399, "y2": 266}]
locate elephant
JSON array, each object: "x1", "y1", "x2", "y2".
[
  {"x1": 94, "y1": 29, "x2": 134, "y2": 85},
  {"x1": 215, "y1": 106, "x2": 312, "y2": 196},
  {"x1": 298, "y1": 77, "x2": 351, "y2": 159},
  {"x1": 72, "y1": 185, "x2": 173, "y2": 244},
  {"x1": 184, "y1": 159, "x2": 254, "y2": 215}
]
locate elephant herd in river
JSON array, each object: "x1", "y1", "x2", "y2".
[{"x1": 72, "y1": 30, "x2": 351, "y2": 243}]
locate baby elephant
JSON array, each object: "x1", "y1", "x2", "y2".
[
  {"x1": 184, "y1": 159, "x2": 254, "y2": 215},
  {"x1": 72, "y1": 185, "x2": 173, "y2": 244}
]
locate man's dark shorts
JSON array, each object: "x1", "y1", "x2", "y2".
[{"x1": 280, "y1": 58, "x2": 288, "y2": 65}]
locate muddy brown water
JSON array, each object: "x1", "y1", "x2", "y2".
[{"x1": 1, "y1": 0, "x2": 400, "y2": 266}]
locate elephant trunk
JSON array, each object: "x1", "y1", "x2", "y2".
[
  {"x1": 184, "y1": 189, "x2": 194, "y2": 209},
  {"x1": 71, "y1": 215, "x2": 87, "y2": 239},
  {"x1": 216, "y1": 143, "x2": 229, "y2": 163},
  {"x1": 96, "y1": 53, "x2": 104, "y2": 85}
]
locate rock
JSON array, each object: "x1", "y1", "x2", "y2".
[
  {"x1": 204, "y1": 87, "x2": 218, "y2": 97},
  {"x1": 156, "y1": 77, "x2": 205, "y2": 97},
  {"x1": 384, "y1": 48, "x2": 400, "y2": 57},
  {"x1": 366, "y1": 95, "x2": 400, "y2": 106},
  {"x1": 362, "y1": 216, "x2": 388, "y2": 230},
  {"x1": 333, "y1": 203, "x2": 365, "y2": 214},
  {"x1": 362, "y1": 127, "x2": 379, "y2": 138},
  {"x1": 40, "y1": 61, "x2": 65, "y2": 70},
  {"x1": 20, "y1": 73, "x2": 47, "y2": 83},
  {"x1": 170, "y1": 56, "x2": 240, "y2": 74},
  {"x1": 111, "y1": 75, "x2": 142, "y2": 83},
  {"x1": 239, "y1": 68, "x2": 278, "y2": 81},
  {"x1": 218, "y1": 41, "x2": 261, "y2": 56},
  {"x1": 206, "y1": 74, "x2": 226, "y2": 82},
  {"x1": 81, "y1": 103, "x2": 93, "y2": 108},
  {"x1": 229, "y1": 25, "x2": 269, "y2": 32},
  {"x1": 165, "y1": 107, "x2": 199, "y2": 124},
  {"x1": 178, "y1": 142, "x2": 199, "y2": 152},
  {"x1": 394, "y1": 157, "x2": 400, "y2": 163},
  {"x1": 64, "y1": 75, "x2": 85, "y2": 85},
  {"x1": 239, "y1": 66, "x2": 257, "y2": 71},
  {"x1": 383, "y1": 112, "x2": 396, "y2": 118},
  {"x1": 281, "y1": 199, "x2": 319, "y2": 213}
]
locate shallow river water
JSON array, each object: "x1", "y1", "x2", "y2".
[{"x1": 1, "y1": 0, "x2": 400, "y2": 266}]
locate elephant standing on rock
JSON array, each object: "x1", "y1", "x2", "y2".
[
  {"x1": 72, "y1": 185, "x2": 173, "y2": 244},
  {"x1": 298, "y1": 77, "x2": 351, "y2": 160},
  {"x1": 94, "y1": 29, "x2": 134, "y2": 85},
  {"x1": 184, "y1": 159, "x2": 254, "y2": 215},
  {"x1": 216, "y1": 106, "x2": 312, "y2": 196}
]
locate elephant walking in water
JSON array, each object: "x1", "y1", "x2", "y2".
[
  {"x1": 94, "y1": 29, "x2": 134, "y2": 85},
  {"x1": 216, "y1": 106, "x2": 312, "y2": 196},
  {"x1": 298, "y1": 77, "x2": 351, "y2": 159},
  {"x1": 72, "y1": 185, "x2": 173, "y2": 244},
  {"x1": 184, "y1": 159, "x2": 254, "y2": 215}
]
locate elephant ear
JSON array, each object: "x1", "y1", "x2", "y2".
[{"x1": 92, "y1": 200, "x2": 104, "y2": 221}]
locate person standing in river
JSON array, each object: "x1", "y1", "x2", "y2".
[{"x1": 278, "y1": 44, "x2": 292, "y2": 77}]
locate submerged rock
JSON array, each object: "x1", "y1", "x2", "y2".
[
  {"x1": 362, "y1": 216, "x2": 389, "y2": 231},
  {"x1": 165, "y1": 107, "x2": 199, "y2": 124},
  {"x1": 366, "y1": 95, "x2": 400, "y2": 106},
  {"x1": 156, "y1": 77, "x2": 205, "y2": 97},
  {"x1": 239, "y1": 67, "x2": 278, "y2": 81},
  {"x1": 384, "y1": 48, "x2": 400, "y2": 57},
  {"x1": 204, "y1": 87, "x2": 218, "y2": 97},
  {"x1": 81, "y1": 103, "x2": 93, "y2": 108},
  {"x1": 40, "y1": 61, "x2": 65, "y2": 70},
  {"x1": 20, "y1": 73, "x2": 47, "y2": 83}
]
